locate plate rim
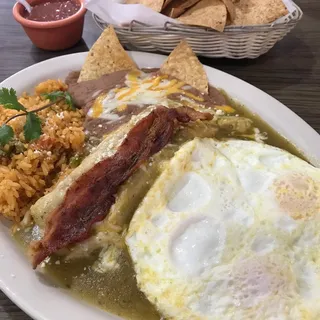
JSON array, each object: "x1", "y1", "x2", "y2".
[{"x1": 1, "y1": 51, "x2": 320, "y2": 320}]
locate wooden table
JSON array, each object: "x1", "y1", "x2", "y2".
[{"x1": 0, "y1": 1, "x2": 319, "y2": 319}]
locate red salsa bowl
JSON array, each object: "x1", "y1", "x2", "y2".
[{"x1": 13, "y1": 0, "x2": 87, "y2": 51}]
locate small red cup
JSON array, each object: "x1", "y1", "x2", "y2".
[{"x1": 13, "y1": 0, "x2": 87, "y2": 51}]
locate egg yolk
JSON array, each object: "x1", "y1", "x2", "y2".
[
  {"x1": 232, "y1": 255, "x2": 294, "y2": 308},
  {"x1": 273, "y1": 173, "x2": 319, "y2": 220}
]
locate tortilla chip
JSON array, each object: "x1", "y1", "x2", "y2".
[
  {"x1": 178, "y1": 0, "x2": 227, "y2": 32},
  {"x1": 162, "y1": 0, "x2": 201, "y2": 18},
  {"x1": 231, "y1": 0, "x2": 288, "y2": 25},
  {"x1": 160, "y1": 40, "x2": 208, "y2": 93},
  {"x1": 162, "y1": 0, "x2": 175, "y2": 9},
  {"x1": 78, "y1": 26, "x2": 137, "y2": 83},
  {"x1": 125, "y1": 0, "x2": 164, "y2": 12},
  {"x1": 221, "y1": 0, "x2": 236, "y2": 21}
]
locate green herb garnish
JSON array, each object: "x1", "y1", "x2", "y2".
[
  {"x1": 0, "y1": 88, "x2": 26, "y2": 111},
  {"x1": 69, "y1": 154, "x2": 84, "y2": 168},
  {"x1": 24, "y1": 113, "x2": 42, "y2": 142},
  {"x1": 42, "y1": 91, "x2": 75, "y2": 110},
  {"x1": 0, "y1": 88, "x2": 75, "y2": 146},
  {"x1": 0, "y1": 124, "x2": 14, "y2": 146}
]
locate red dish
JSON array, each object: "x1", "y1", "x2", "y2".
[{"x1": 13, "y1": 0, "x2": 87, "y2": 51}]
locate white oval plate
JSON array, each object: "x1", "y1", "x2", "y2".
[{"x1": 1, "y1": 52, "x2": 320, "y2": 320}]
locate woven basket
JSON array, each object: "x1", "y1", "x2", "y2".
[{"x1": 93, "y1": 2, "x2": 303, "y2": 59}]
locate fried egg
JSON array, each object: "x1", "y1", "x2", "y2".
[{"x1": 126, "y1": 139, "x2": 320, "y2": 320}]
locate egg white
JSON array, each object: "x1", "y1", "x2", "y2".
[{"x1": 126, "y1": 138, "x2": 320, "y2": 320}]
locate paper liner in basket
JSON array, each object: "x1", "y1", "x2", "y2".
[
  {"x1": 84, "y1": 0, "x2": 177, "y2": 27},
  {"x1": 84, "y1": 0, "x2": 296, "y2": 28}
]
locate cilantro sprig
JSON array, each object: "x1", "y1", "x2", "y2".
[
  {"x1": 0, "y1": 88, "x2": 26, "y2": 111},
  {"x1": 0, "y1": 125, "x2": 14, "y2": 145},
  {"x1": 24, "y1": 113, "x2": 42, "y2": 142},
  {"x1": 42, "y1": 91, "x2": 74, "y2": 110},
  {"x1": 0, "y1": 88, "x2": 74, "y2": 146}
]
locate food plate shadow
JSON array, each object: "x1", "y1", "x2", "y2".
[{"x1": 29, "y1": 39, "x2": 89, "y2": 62}]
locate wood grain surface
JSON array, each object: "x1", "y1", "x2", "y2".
[{"x1": 0, "y1": 0, "x2": 320, "y2": 319}]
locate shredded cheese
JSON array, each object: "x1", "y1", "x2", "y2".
[
  {"x1": 148, "y1": 76, "x2": 163, "y2": 88},
  {"x1": 91, "y1": 95, "x2": 105, "y2": 118},
  {"x1": 88, "y1": 71, "x2": 208, "y2": 121},
  {"x1": 215, "y1": 105, "x2": 236, "y2": 113},
  {"x1": 182, "y1": 91, "x2": 204, "y2": 102},
  {"x1": 127, "y1": 70, "x2": 141, "y2": 82},
  {"x1": 117, "y1": 104, "x2": 128, "y2": 112},
  {"x1": 117, "y1": 86, "x2": 138, "y2": 100}
]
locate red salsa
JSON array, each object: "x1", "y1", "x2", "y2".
[{"x1": 23, "y1": 0, "x2": 81, "y2": 22}]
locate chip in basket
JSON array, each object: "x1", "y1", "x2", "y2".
[
  {"x1": 162, "y1": 0, "x2": 201, "y2": 18},
  {"x1": 178, "y1": 0, "x2": 227, "y2": 32},
  {"x1": 125, "y1": 0, "x2": 164, "y2": 12},
  {"x1": 160, "y1": 40, "x2": 208, "y2": 93},
  {"x1": 221, "y1": 0, "x2": 236, "y2": 21},
  {"x1": 123, "y1": 0, "x2": 290, "y2": 30},
  {"x1": 231, "y1": 0, "x2": 289, "y2": 25},
  {"x1": 162, "y1": 0, "x2": 174, "y2": 10}
]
